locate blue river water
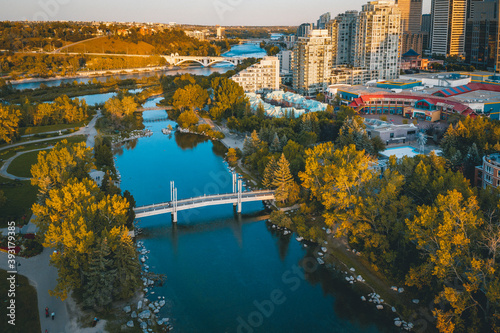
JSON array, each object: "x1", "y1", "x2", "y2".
[{"x1": 113, "y1": 103, "x2": 396, "y2": 332}]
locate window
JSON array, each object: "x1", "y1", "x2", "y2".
[{"x1": 390, "y1": 133, "x2": 394, "y2": 138}]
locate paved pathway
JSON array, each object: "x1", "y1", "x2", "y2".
[
  {"x1": 0, "y1": 147, "x2": 52, "y2": 180},
  {"x1": 0, "y1": 111, "x2": 101, "y2": 152},
  {"x1": 0, "y1": 111, "x2": 106, "y2": 332}
]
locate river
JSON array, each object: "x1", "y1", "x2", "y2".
[
  {"x1": 113, "y1": 99, "x2": 396, "y2": 332},
  {"x1": 11, "y1": 43, "x2": 267, "y2": 91}
]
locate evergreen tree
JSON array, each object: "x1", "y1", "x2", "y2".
[
  {"x1": 242, "y1": 130, "x2": 261, "y2": 157},
  {"x1": 270, "y1": 133, "x2": 281, "y2": 153},
  {"x1": 82, "y1": 237, "x2": 117, "y2": 310},
  {"x1": 262, "y1": 156, "x2": 277, "y2": 189},
  {"x1": 273, "y1": 154, "x2": 294, "y2": 203}
]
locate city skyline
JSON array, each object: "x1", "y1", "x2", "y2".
[{"x1": 3, "y1": 0, "x2": 432, "y2": 26}]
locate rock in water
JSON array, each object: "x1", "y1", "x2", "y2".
[{"x1": 126, "y1": 321, "x2": 134, "y2": 328}]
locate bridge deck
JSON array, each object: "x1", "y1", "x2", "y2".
[{"x1": 134, "y1": 190, "x2": 274, "y2": 218}]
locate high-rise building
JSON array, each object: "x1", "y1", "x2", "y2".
[
  {"x1": 277, "y1": 50, "x2": 293, "y2": 74},
  {"x1": 292, "y1": 30, "x2": 334, "y2": 95},
  {"x1": 231, "y1": 57, "x2": 280, "y2": 93},
  {"x1": 397, "y1": 0, "x2": 423, "y2": 32},
  {"x1": 430, "y1": 0, "x2": 467, "y2": 57},
  {"x1": 421, "y1": 13, "x2": 432, "y2": 51},
  {"x1": 296, "y1": 23, "x2": 314, "y2": 38},
  {"x1": 354, "y1": 1, "x2": 401, "y2": 80},
  {"x1": 327, "y1": 11, "x2": 359, "y2": 66},
  {"x1": 397, "y1": 0, "x2": 424, "y2": 54},
  {"x1": 465, "y1": 0, "x2": 498, "y2": 70},
  {"x1": 317, "y1": 12, "x2": 331, "y2": 29}
]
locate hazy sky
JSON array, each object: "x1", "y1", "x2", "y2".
[{"x1": 2, "y1": 0, "x2": 432, "y2": 26}]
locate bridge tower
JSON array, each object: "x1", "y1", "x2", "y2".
[
  {"x1": 170, "y1": 181, "x2": 178, "y2": 223},
  {"x1": 237, "y1": 179, "x2": 242, "y2": 213}
]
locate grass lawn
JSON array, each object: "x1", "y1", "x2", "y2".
[
  {"x1": 20, "y1": 122, "x2": 85, "y2": 136},
  {"x1": 0, "y1": 135, "x2": 87, "y2": 227},
  {"x1": 0, "y1": 176, "x2": 38, "y2": 227},
  {"x1": 0, "y1": 269, "x2": 41, "y2": 333},
  {"x1": 7, "y1": 151, "x2": 43, "y2": 179}
]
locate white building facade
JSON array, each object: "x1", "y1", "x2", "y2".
[{"x1": 231, "y1": 56, "x2": 280, "y2": 93}]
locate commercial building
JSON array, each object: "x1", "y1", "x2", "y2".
[
  {"x1": 430, "y1": 0, "x2": 467, "y2": 57},
  {"x1": 465, "y1": 0, "x2": 498, "y2": 71},
  {"x1": 396, "y1": 0, "x2": 423, "y2": 54},
  {"x1": 421, "y1": 13, "x2": 432, "y2": 52},
  {"x1": 475, "y1": 153, "x2": 500, "y2": 188},
  {"x1": 231, "y1": 56, "x2": 280, "y2": 93},
  {"x1": 354, "y1": 1, "x2": 402, "y2": 80},
  {"x1": 216, "y1": 26, "x2": 225, "y2": 39},
  {"x1": 292, "y1": 30, "x2": 334, "y2": 95},
  {"x1": 327, "y1": 11, "x2": 358, "y2": 66}
]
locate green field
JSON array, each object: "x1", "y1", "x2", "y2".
[
  {"x1": 20, "y1": 122, "x2": 85, "y2": 135},
  {"x1": 66, "y1": 36, "x2": 156, "y2": 55},
  {"x1": 0, "y1": 269, "x2": 41, "y2": 333},
  {"x1": 0, "y1": 135, "x2": 87, "y2": 227},
  {"x1": 7, "y1": 150, "x2": 43, "y2": 179}
]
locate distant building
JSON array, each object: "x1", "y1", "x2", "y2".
[
  {"x1": 354, "y1": 1, "x2": 402, "y2": 80},
  {"x1": 364, "y1": 118, "x2": 419, "y2": 144},
  {"x1": 465, "y1": 0, "x2": 498, "y2": 71},
  {"x1": 317, "y1": 12, "x2": 331, "y2": 29},
  {"x1": 277, "y1": 50, "x2": 292, "y2": 75},
  {"x1": 401, "y1": 49, "x2": 423, "y2": 71},
  {"x1": 185, "y1": 30, "x2": 207, "y2": 41},
  {"x1": 327, "y1": 10, "x2": 358, "y2": 66},
  {"x1": 475, "y1": 153, "x2": 500, "y2": 188},
  {"x1": 216, "y1": 26, "x2": 225, "y2": 39},
  {"x1": 396, "y1": 0, "x2": 423, "y2": 54},
  {"x1": 296, "y1": 23, "x2": 314, "y2": 38},
  {"x1": 430, "y1": 0, "x2": 467, "y2": 57},
  {"x1": 231, "y1": 56, "x2": 280, "y2": 93},
  {"x1": 292, "y1": 30, "x2": 334, "y2": 95},
  {"x1": 421, "y1": 13, "x2": 432, "y2": 52},
  {"x1": 284, "y1": 34, "x2": 296, "y2": 49}
]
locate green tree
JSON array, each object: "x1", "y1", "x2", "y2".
[
  {"x1": 172, "y1": 84, "x2": 208, "y2": 112},
  {"x1": 82, "y1": 237, "x2": 116, "y2": 310},
  {"x1": 210, "y1": 77, "x2": 246, "y2": 119}
]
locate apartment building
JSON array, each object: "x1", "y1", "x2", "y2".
[{"x1": 231, "y1": 56, "x2": 280, "y2": 93}]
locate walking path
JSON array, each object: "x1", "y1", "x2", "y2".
[
  {"x1": 0, "y1": 111, "x2": 101, "y2": 152},
  {"x1": 0, "y1": 147, "x2": 52, "y2": 180},
  {"x1": 0, "y1": 110, "x2": 105, "y2": 332}
]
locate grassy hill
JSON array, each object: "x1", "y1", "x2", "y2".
[{"x1": 64, "y1": 36, "x2": 156, "y2": 55}]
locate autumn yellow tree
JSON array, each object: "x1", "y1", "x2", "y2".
[
  {"x1": 0, "y1": 105, "x2": 21, "y2": 143},
  {"x1": 31, "y1": 140, "x2": 94, "y2": 195},
  {"x1": 32, "y1": 178, "x2": 132, "y2": 302}
]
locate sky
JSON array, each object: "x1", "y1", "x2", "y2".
[{"x1": 2, "y1": 0, "x2": 432, "y2": 26}]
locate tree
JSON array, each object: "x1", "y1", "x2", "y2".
[
  {"x1": 273, "y1": 154, "x2": 295, "y2": 203},
  {"x1": 282, "y1": 140, "x2": 305, "y2": 179},
  {"x1": 300, "y1": 142, "x2": 374, "y2": 226},
  {"x1": 262, "y1": 156, "x2": 277, "y2": 189},
  {"x1": 32, "y1": 178, "x2": 130, "y2": 300},
  {"x1": 177, "y1": 110, "x2": 199, "y2": 128},
  {"x1": 336, "y1": 116, "x2": 376, "y2": 155},
  {"x1": 226, "y1": 148, "x2": 239, "y2": 167},
  {"x1": 210, "y1": 77, "x2": 246, "y2": 119},
  {"x1": 172, "y1": 84, "x2": 208, "y2": 112},
  {"x1": 0, "y1": 105, "x2": 21, "y2": 143},
  {"x1": 31, "y1": 140, "x2": 94, "y2": 196},
  {"x1": 82, "y1": 237, "x2": 116, "y2": 310}
]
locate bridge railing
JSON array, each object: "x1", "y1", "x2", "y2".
[{"x1": 134, "y1": 190, "x2": 274, "y2": 211}]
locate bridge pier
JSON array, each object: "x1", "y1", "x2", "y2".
[{"x1": 171, "y1": 181, "x2": 178, "y2": 223}]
